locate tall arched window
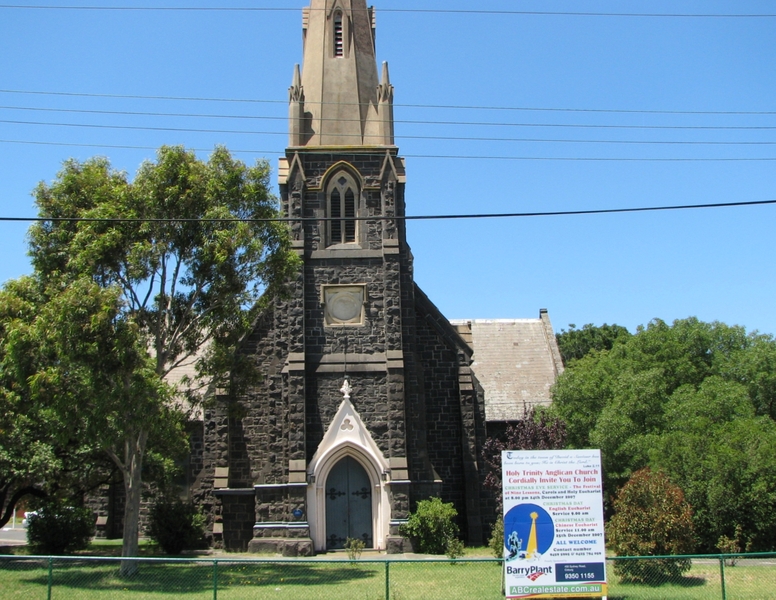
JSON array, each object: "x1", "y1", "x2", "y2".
[
  {"x1": 327, "y1": 172, "x2": 358, "y2": 246},
  {"x1": 333, "y1": 12, "x2": 344, "y2": 57}
]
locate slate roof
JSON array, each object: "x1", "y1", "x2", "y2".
[{"x1": 451, "y1": 311, "x2": 564, "y2": 422}]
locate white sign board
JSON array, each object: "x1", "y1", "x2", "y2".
[{"x1": 501, "y1": 449, "x2": 607, "y2": 598}]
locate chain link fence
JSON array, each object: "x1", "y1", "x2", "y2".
[
  {"x1": 607, "y1": 553, "x2": 776, "y2": 600},
  {"x1": 0, "y1": 553, "x2": 773, "y2": 599}
]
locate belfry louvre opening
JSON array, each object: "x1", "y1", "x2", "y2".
[{"x1": 334, "y1": 12, "x2": 344, "y2": 57}]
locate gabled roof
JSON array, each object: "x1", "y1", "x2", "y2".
[{"x1": 451, "y1": 311, "x2": 564, "y2": 422}]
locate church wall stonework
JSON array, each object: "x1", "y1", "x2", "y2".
[
  {"x1": 230, "y1": 307, "x2": 291, "y2": 487},
  {"x1": 305, "y1": 373, "x2": 391, "y2": 460},
  {"x1": 414, "y1": 311, "x2": 467, "y2": 527}
]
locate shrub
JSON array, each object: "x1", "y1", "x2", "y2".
[
  {"x1": 399, "y1": 497, "x2": 459, "y2": 554},
  {"x1": 488, "y1": 517, "x2": 504, "y2": 559},
  {"x1": 717, "y1": 524, "x2": 744, "y2": 566},
  {"x1": 607, "y1": 468, "x2": 695, "y2": 583},
  {"x1": 345, "y1": 537, "x2": 365, "y2": 560},
  {"x1": 445, "y1": 537, "x2": 465, "y2": 559},
  {"x1": 147, "y1": 498, "x2": 205, "y2": 555},
  {"x1": 26, "y1": 503, "x2": 95, "y2": 555}
]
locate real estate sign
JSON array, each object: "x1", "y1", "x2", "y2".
[{"x1": 501, "y1": 449, "x2": 607, "y2": 599}]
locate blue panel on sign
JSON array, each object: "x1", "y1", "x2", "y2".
[{"x1": 556, "y1": 562, "x2": 606, "y2": 583}]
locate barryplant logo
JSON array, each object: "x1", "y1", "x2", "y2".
[{"x1": 505, "y1": 564, "x2": 553, "y2": 581}]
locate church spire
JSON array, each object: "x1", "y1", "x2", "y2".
[{"x1": 288, "y1": 0, "x2": 395, "y2": 147}]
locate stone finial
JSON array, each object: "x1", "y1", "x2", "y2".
[{"x1": 340, "y1": 377, "x2": 352, "y2": 400}]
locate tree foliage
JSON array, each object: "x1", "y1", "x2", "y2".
[
  {"x1": 555, "y1": 322, "x2": 631, "y2": 365},
  {"x1": 551, "y1": 317, "x2": 776, "y2": 551},
  {"x1": 481, "y1": 408, "x2": 567, "y2": 513},
  {"x1": 0, "y1": 277, "x2": 115, "y2": 528},
  {"x1": 3, "y1": 146, "x2": 298, "y2": 571},
  {"x1": 653, "y1": 381, "x2": 776, "y2": 552},
  {"x1": 607, "y1": 468, "x2": 695, "y2": 583}
]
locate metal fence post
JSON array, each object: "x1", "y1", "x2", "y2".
[
  {"x1": 719, "y1": 555, "x2": 727, "y2": 600},
  {"x1": 47, "y1": 556, "x2": 53, "y2": 600},
  {"x1": 212, "y1": 559, "x2": 218, "y2": 600},
  {"x1": 385, "y1": 560, "x2": 390, "y2": 600}
]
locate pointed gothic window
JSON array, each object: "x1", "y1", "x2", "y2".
[
  {"x1": 327, "y1": 172, "x2": 358, "y2": 246},
  {"x1": 334, "y1": 12, "x2": 344, "y2": 57}
]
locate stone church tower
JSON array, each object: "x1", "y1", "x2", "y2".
[{"x1": 197, "y1": 0, "x2": 491, "y2": 555}]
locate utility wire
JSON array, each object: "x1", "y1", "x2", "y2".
[
  {"x1": 5, "y1": 117, "x2": 776, "y2": 134},
  {"x1": 2, "y1": 199, "x2": 775, "y2": 224},
  {"x1": 0, "y1": 130, "x2": 776, "y2": 146},
  {"x1": 0, "y1": 5, "x2": 775, "y2": 18},
  {"x1": 2, "y1": 139, "x2": 776, "y2": 162},
  {"x1": 4, "y1": 106, "x2": 776, "y2": 143},
  {"x1": 2, "y1": 89, "x2": 775, "y2": 116}
]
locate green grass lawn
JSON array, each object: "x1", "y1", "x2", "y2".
[
  {"x1": 0, "y1": 558, "x2": 504, "y2": 600},
  {"x1": 606, "y1": 560, "x2": 776, "y2": 600},
  {"x1": 0, "y1": 555, "x2": 773, "y2": 600}
]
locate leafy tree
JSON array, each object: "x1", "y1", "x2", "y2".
[
  {"x1": 652, "y1": 378, "x2": 776, "y2": 551},
  {"x1": 551, "y1": 317, "x2": 776, "y2": 550},
  {"x1": 0, "y1": 278, "x2": 56, "y2": 525},
  {"x1": 555, "y1": 322, "x2": 631, "y2": 365},
  {"x1": 607, "y1": 468, "x2": 695, "y2": 583},
  {"x1": 13, "y1": 146, "x2": 298, "y2": 572},
  {"x1": 19, "y1": 277, "x2": 181, "y2": 571},
  {"x1": 0, "y1": 277, "x2": 116, "y2": 529}
]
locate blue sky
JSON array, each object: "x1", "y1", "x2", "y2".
[{"x1": 1, "y1": 1, "x2": 775, "y2": 336}]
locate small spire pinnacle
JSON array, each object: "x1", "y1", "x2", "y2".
[
  {"x1": 378, "y1": 61, "x2": 393, "y2": 103},
  {"x1": 288, "y1": 63, "x2": 305, "y2": 146},
  {"x1": 289, "y1": 64, "x2": 303, "y2": 103}
]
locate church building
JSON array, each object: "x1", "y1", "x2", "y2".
[{"x1": 192, "y1": 0, "x2": 564, "y2": 555}]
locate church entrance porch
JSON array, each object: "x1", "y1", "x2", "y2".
[
  {"x1": 325, "y1": 456, "x2": 373, "y2": 549},
  {"x1": 306, "y1": 381, "x2": 392, "y2": 552}
]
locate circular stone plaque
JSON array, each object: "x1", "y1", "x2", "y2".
[{"x1": 329, "y1": 291, "x2": 362, "y2": 322}]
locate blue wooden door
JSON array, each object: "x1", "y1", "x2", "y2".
[{"x1": 325, "y1": 456, "x2": 373, "y2": 549}]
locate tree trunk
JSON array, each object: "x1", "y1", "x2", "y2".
[{"x1": 118, "y1": 429, "x2": 148, "y2": 577}]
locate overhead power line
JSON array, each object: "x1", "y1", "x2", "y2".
[
  {"x1": 5, "y1": 117, "x2": 776, "y2": 134},
  {"x1": 2, "y1": 89, "x2": 775, "y2": 116},
  {"x1": 2, "y1": 139, "x2": 776, "y2": 162},
  {"x1": 4, "y1": 105, "x2": 776, "y2": 140},
  {"x1": 2, "y1": 199, "x2": 775, "y2": 225},
  {"x1": 0, "y1": 5, "x2": 774, "y2": 18}
]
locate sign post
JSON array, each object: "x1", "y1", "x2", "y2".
[{"x1": 501, "y1": 449, "x2": 607, "y2": 598}]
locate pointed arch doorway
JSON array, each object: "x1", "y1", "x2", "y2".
[{"x1": 325, "y1": 456, "x2": 374, "y2": 549}]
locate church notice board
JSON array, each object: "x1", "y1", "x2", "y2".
[{"x1": 501, "y1": 449, "x2": 607, "y2": 598}]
